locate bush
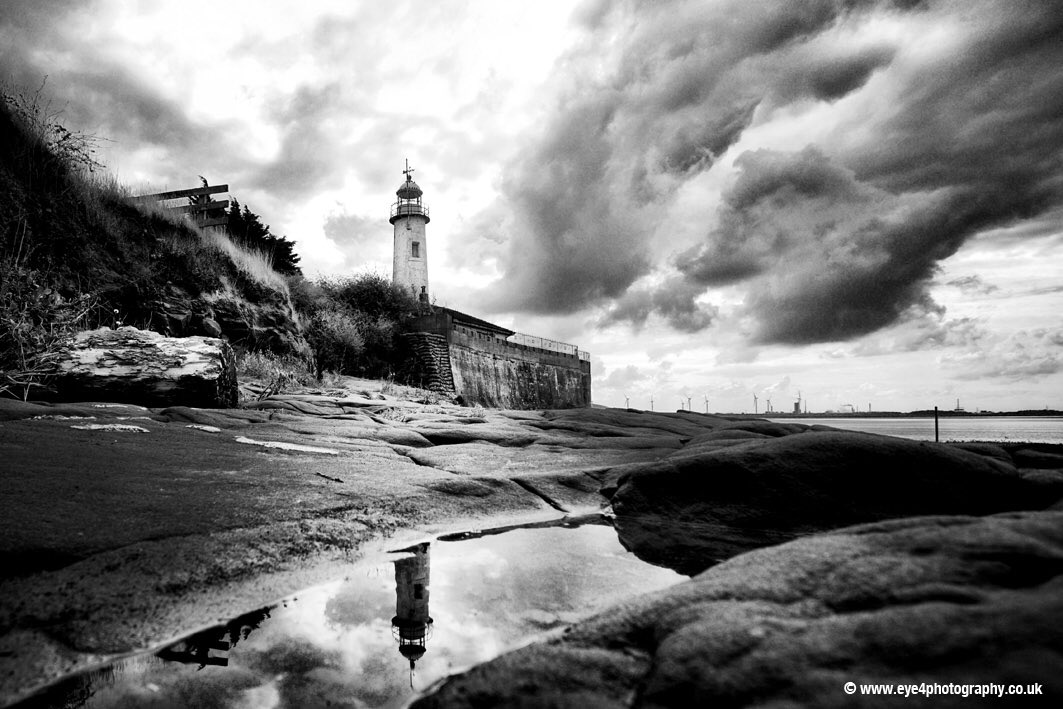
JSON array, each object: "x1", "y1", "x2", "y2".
[
  {"x1": 292, "y1": 272, "x2": 420, "y2": 379},
  {"x1": 235, "y1": 350, "x2": 315, "y2": 400},
  {"x1": 306, "y1": 304, "x2": 365, "y2": 377},
  {"x1": 0, "y1": 264, "x2": 95, "y2": 400}
]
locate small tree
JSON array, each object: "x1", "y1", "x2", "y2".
[
  {"x1": 305, "y1": 305, "x2": 365, "y2": 378},
  {"x1": 296, "y1": 273, "x2": 419, "y2": 379},
  {"x1": 226, "y1": 199, "x2": 301, "y2": 276}
]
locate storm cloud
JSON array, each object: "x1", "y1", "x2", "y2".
[
  {"x1": 322, "y1": 209, "x2": 391, "y2": 273},
  {"x1": 600, "y1": 274, "x2": 718, "y2": 332},
  {"x1": 475, "y1": 0, "x2": 1063, "y2": 344},
  {"x1": 0, "y1": 2, "x2": 248, "y2": 189},
  {"x1": 943, "y1": 327, "x2": 1063, "y2": 381}
]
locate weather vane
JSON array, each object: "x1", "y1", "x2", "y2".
[{"x1": 403, "y1": 158, "x2": 415, "y2": 181}]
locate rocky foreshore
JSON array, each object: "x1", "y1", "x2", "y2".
[{"x1": 1, "y1": 384, "x2": 1061, "y2": 706}]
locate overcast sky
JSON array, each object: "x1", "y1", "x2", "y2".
[{"x1": 2, "y1": 0, "x2": 1061, "y2": 412}]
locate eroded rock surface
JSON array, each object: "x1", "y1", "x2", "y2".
[
  {"x1": 2, "y1": 391, "x2": 1061, "y2": 707},
  {"x1": 52, "y1": 326, "x2": 238, "y2": 408},
  {"x1": 146, "y1": 284, "x2": 310, "y2": 358},
  {"x1": 412, "y1": 511, "x2": 1063, "y2": 708},
  {"x1": 0, "y1": 392, "x2": 732, "y2": 704},
  {"x1": 609, "y1": 429, "x2": 1063, "y2": 574}
]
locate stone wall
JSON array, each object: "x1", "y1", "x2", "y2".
[
  {"x1": 403, "y1": 311, "x2": 591, "y2": 409},
  {"x1": 399, "y1": 332, "x2": 456, "y2": 395},
  {"x1": 447, "y1": 340, "x2": 590, "y2": 409}
]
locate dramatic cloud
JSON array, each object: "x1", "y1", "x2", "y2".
[
  {"x1": 679, "y1": 146, "x2": 970, "y2": 343},
  {"x1": 0, "y1": 3, "x2": 248, "y2": 190},
  {"x1": 942, "y1": 327, "x2": 1063, "y2": 381},
  {"x1": 850, "y1": 311, "x2": 986, "y2": 355},
  {"x1": 470, "y1": 0, "x2": 1063, "y2": 346},
  {"x1": 599, "y1": 274, "x2": 718, "y2": 332},
  {"x1": 249, "y1": 84, "x2": 336, "y2": 197},
  {"x1": 3, "y1": 0, "x2": 1061, "y2": 409},
  {"x1": 321, "y1": 210, "x2": 391, "y2": 274},
  {"x1": 470, "y1": 0, "x2": 916, "y2": 317},
  {"x1": 946, "y1": 275, "x2": 998, "y2": 296}
]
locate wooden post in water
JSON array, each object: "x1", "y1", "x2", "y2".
[{"x1": 934, "y1": 406, "x2": 939, "y2": 442}]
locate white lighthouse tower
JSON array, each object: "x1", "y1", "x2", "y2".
[{"x1": 390, "y1": 160, "x2": 430, "y2": 302}]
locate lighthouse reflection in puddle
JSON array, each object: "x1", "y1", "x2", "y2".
[{"x1": 391, "y1": 542, "x2": 433, "y2": 682}]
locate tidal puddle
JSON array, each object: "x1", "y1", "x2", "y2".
[{"x1": 18, "y1": 515, "x2": 684, "y2": 709}]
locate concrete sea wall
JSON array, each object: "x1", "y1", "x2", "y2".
[
  {"x1": 403, "y1": 312, "x2": 591, "y2": 409},
  {"x1": 447, "y1": 336, "x2": 590, "y2": 409}
]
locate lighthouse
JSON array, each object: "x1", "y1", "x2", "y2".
[
  {"x1": 391, "y1": 542, "x2": 433, "y2": 673},
  {"x1": 390, "y1": 160, "x2": 431, "y2": 302}
]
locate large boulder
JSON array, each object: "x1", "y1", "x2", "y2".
[
  {"x1": 608, "y1": 430, "x2": 1063, "y2": 574},
  {"x1": 411, "y1": 511, "x2": 1063, "y2": 708},
  {"x1": 52, "y1": 326, "x2": 238, "y2": 408}
]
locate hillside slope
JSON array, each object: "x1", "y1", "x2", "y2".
[{"x1": 0, "y1": 98, "x2": 307, "y2": 358}]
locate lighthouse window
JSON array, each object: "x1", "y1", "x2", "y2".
[{"x1": 411, "y1": 242, "x2": 420, "y2": 258}]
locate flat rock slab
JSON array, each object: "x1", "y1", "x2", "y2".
[
  {"x1": 405, "y1": 442, "x2": 666, "y2": 477},
  {"x1": 10, "y1": 392, "x2": 1057, "y2": 707},
  {"x1": 408, "y1": 421, "x2": 542, "y2": 447},
  {"x1": 412, "y1": 511, "x2": 1063, "y2": 708},
  {"x1": 535, "y1": 408, "x2": 734, "y2": 439},
  {"x1": 609, "y1": 429, "x2": 1063, "y2": 574},
  {"x1": 0, "y1": 397, "x2": 710, "y2": 704}
]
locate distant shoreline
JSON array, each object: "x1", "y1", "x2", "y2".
[
  {"x1": 599, "y1": 407, "x2": 1063, "y2": 418},
  {"x1": 758, "y1": 411, "x2": 1063, "y2": 418}
]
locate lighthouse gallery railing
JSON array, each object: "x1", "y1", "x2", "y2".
[
  {"x1": 507, "y1": 332, "x2": 591, "y2": 361},
  {"x1": 391, "y1": 202, "x2": 429, "y2": 220}
]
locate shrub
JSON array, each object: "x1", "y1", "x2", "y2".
[
  {"x1": 235, "y1": 350, "x2": 315, "y2": 400},
  {"x1": 306, "y1": 304, "x2": 365, "y2": 377},
  {"x1": 0, "y1": 264, "x2": 95, "y2": 400},
  {"x1": 380, "y1": 378, "x2": 447, "y2": 405},
  {"x1": 293, "y1": 272, "x2": 420, "y2": 380},
  {"x1": 286, "y1": 273, "x2": 323, "y2": 316}
]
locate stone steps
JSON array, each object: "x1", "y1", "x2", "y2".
[{"x1": 402, "y1": 332, "x2": 456, "y2": 395}]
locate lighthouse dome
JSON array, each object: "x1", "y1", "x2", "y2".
[
  {"x1": 397, "y1": 180, "x2": 423, "y2": 199},
  {"x1": 399, "y1": 644, "x2": 426, "y2": 661}
]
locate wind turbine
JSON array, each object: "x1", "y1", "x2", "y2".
[
  {"x1": 704, "y1": 395, "x2": 709, "y2": 414},
  {"x1": 753, "y1": 393, "x2": 758, "y2": 414}
]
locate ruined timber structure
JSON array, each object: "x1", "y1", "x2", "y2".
[{"x1": 390, "y1": 163, "x2": 591, "y2": 409}]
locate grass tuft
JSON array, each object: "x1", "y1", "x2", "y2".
[{"x1": 200, "y1": 228, "x2": 290, "y2": 296}]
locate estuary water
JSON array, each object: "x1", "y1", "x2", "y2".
[
  {"x1": 16, "y1": 517, "x2": 683, "y2": 709},
  {"x1": 768, "y1": 416, "x2": 1063, "y2": 443}
]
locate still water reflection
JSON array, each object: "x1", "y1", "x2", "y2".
[{"x1": 19, "y1": 516, "x2": 683, "y2": 709}]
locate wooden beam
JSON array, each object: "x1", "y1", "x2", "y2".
[
  {"x1": 133, "y1": 184, "x2": 229, "y2": 201},
  {"x1": 168, "y1": 200, "x2": 229, "y2": 214}
]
